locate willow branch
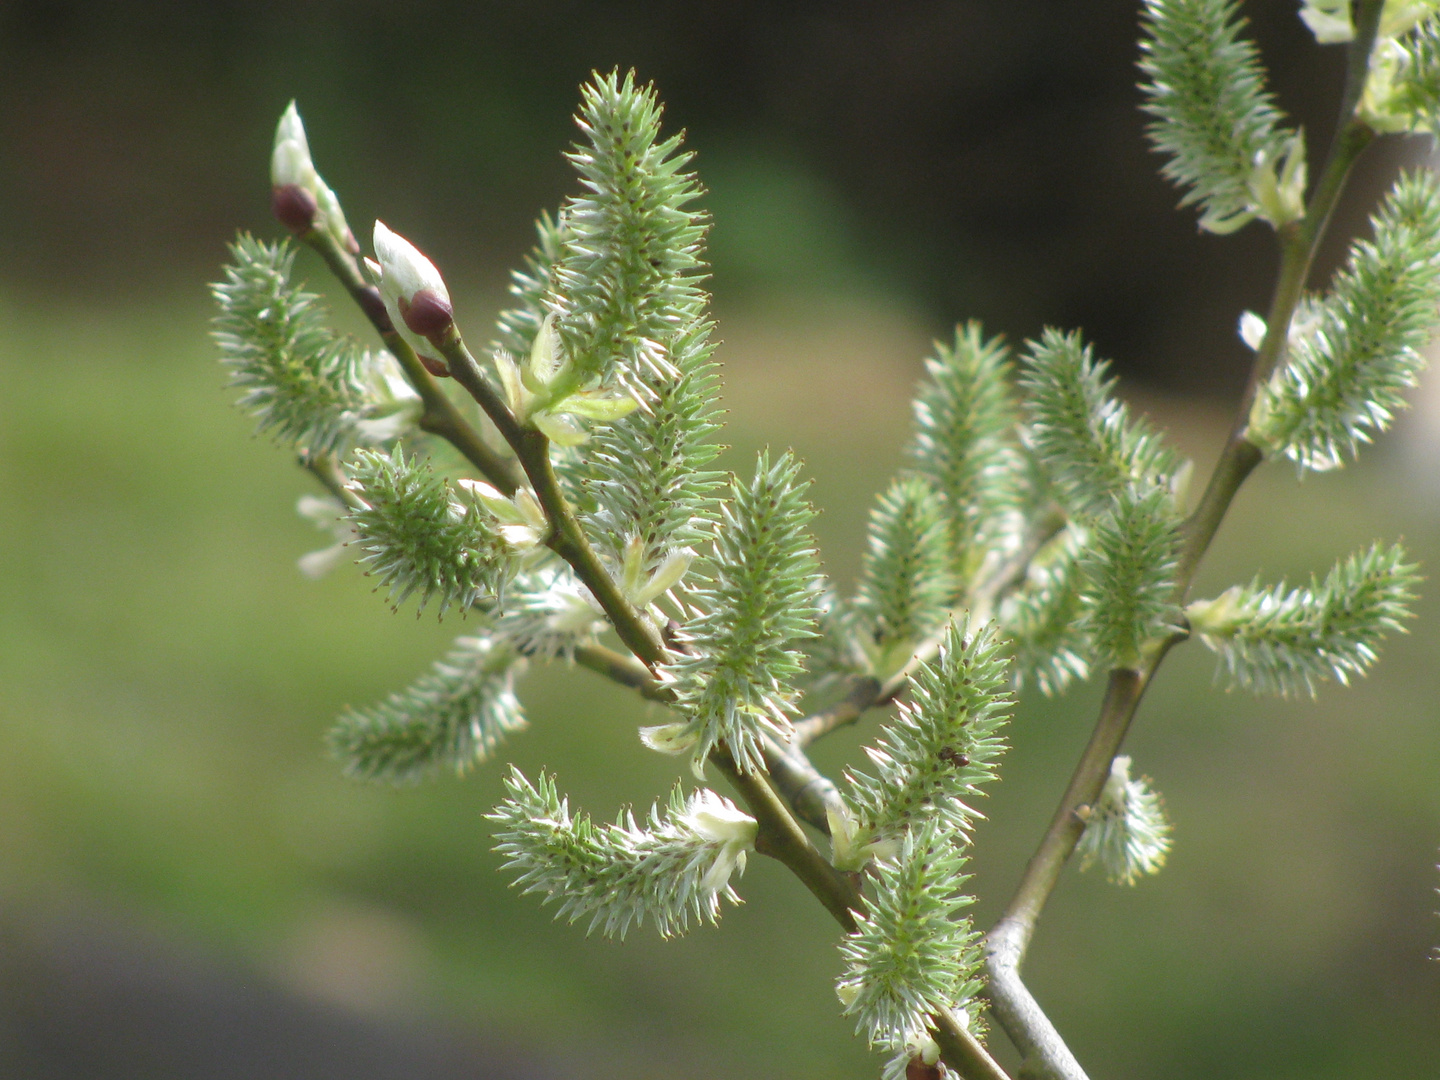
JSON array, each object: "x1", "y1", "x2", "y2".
[
  {"x1": 712, "y1": 750, "x2": 1009, "y2": 1080},
  {"x1": 426, "y1": 331, "x2": 669, "y2": 671},
  {"x1": 983, "y1": 8, "x2": 1383, "y2": 1077},
  {"x1": 792, "y1": 676, "x2": 883, "y2": 746},
  {"x1": 298, "y1": 226, "x2": 523, "y2": 493},
  {"x1": 793, "y1": 507, "x2": 1061, "y2": 750},
  {"x1": 571, "y1": 642, "x2": 671, "y2": 699},
  {"x1": 300, "y1": 449, "x2": 361, "y2": 507},
  {"x1": 933, "y1": 1008, "x2": 1013, "y2": 1080}
]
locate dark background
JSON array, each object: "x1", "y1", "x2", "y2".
[
  {"x1": 0, "y1": 0, "x2": 1390, "y2": 394},
  {"x1": 1, "y1": 3, "x2": 1438, "y2": 1080}
]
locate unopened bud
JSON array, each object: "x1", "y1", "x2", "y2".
[
  {"x1": 271, "y1": 183, "x2": 318, "y2": 233},
  {"x1": 367, "y1": 220, "x2": 456, "y2": 371},
  {"x1": 270, "y1": 101, "x2": 358, "y2": 255},
  {"x1": 373, "y1": 221, "x2": 450, "y2": 311},
  {"x1": 270, "y1": 103, "x2": 313, "y2": 189}
]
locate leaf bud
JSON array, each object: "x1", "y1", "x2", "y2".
[
  {"x1": 366, "y1": 220, "x2": 455, "y2": 371},
  {"x1": 269, "y1": 102, "x2": 313, "y2": 189},
  {"x1": 270, "y1": 184, "x2": 318, "y2": 234},
  {"x1": 270, "y1": 102, "x2": 357, "y2": 253}
]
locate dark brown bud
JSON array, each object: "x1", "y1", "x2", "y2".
[
  {"x1": 270, "y1": 184, "x2": 318, "y2": 233},
  {"x1": 906, "y1": 1057, "x2": 941, "y2": 1080},
  {"x1": 418, "y1": 354, "x2": 452, "y2": 378},
  {"x1": 399, "y1": 288, "x2": 454, "y2": 339}
]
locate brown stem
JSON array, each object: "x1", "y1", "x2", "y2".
[
  {"x1": 428, "y1": 332, "x2": 669, "y2": 671},
  {"x1": 713, "y1": 750, "x2": 1010, "y2": 1080},
  {"x1": 792, "y1": 676, "x2": 882, "y2": 746},
  {"x1": 572, "y1": 643, "x2": 671, "y2": 700},
  {"x1": 983, "y1": 7, "x2": 1384, "y2": 1076},
  {"x1": 300, "y1": 227, "x2": 523, "y2": 493}
]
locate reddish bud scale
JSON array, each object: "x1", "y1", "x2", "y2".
[
  {"x1": 419, "y1": 354, "x2": 452, "y2": 378},
  {"x1": 906, "y1": 1058, "x2": 941, "y2": 1080},
  {"x1": 400, "y1": 289, "x2": 455, "y2": 338},
  {"x1": 271, "y1": 184, "x2": 318, "y2": 233}
]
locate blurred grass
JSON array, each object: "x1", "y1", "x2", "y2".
[{"x1": 0, "y1": 280, "x2": 1438, "y2": 1080}]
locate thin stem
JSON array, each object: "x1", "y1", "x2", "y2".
[
  {"x1": 429, "y1": 331, "x2": 670, "y2": 671},
  {"x1": 540, "y1": 641, "x2": 1004, "y2": 1076},
  {"x1": 715, "y1": 751, "x2": 862, "y2": 930},
  {"x1": 715, "y1": 750, "x2": 1009, "y2": 1080},
  {"x1": 995, "y1": 669, "x2": 1147, "y2": 951},
  {"x1": 300, "y1": 449, "x2": 361, "y2": 507},
  {"x1": 794, "y1": 507, "x2": 1063, "y2": 751},
  {"x1": 430, "y1": 329, "x2": 525, "y2": 448},
  {"x1": 523, "y1": 428, "x2": 669, "y2": 669},
  {"x1": 300, "y1": 227, "x2": 523, "y2": 494},
  {"x1": 572, "y1": 643, "x2": 670, "y2": 700},
  {"x1": 762, "y1": 734, "x2": 848, "y2": 836},
  {"x1": 793, "y1": 676, "x2": 882, "y2": 746},
  {"x1": 933, "y1": 1009, "x2": 1013, "y2": 1080},
  {"x1": 983, "y1": 9, "x2": 1383, "y2": 1077}
]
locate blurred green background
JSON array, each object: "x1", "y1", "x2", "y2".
[{"x1": 2, "y1": 2, "x2": 1438, "y2": 1078}]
